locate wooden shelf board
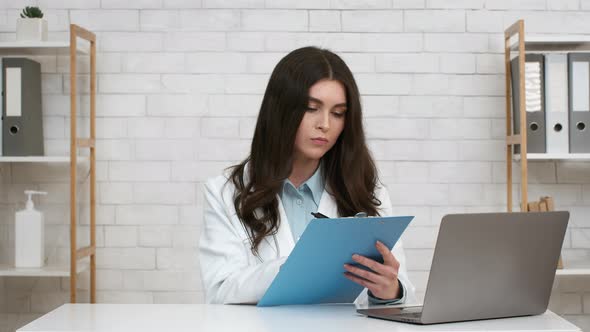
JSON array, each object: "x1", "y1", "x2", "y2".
[
  {"x1": 510, "y1": 35, "x2": 590, "y2": 52},
  {"x1": 0, "y1": 261, "x2": 89, "y2": 277},
  {"x1": 513, "y1": 153, "x2": 590, "y2": 161},
  {"x1": 0, "y1": 41, "x2": 88, "y2": 54},
  {"x1": 0, "y1": 156, "x2": 89, "y2": 163},
  {"x1": 556, "y1": 268, "x2": 590, "y2": 276}
]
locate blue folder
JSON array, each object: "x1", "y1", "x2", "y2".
[{"x1": 257, "y1": 215, "x2": 413, "y2": 307}]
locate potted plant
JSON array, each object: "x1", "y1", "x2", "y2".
[{"x1": 16, "y1": 6, "x2": 47, "y2": 42}]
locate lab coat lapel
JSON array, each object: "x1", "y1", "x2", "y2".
[
  {"x1": 274, "y1": 194, "x2": 295, "y2": 256},
  {"x1": 317, "y1": 188, "x2": 338, "y2": 218}
]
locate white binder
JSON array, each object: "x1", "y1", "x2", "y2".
[
  {"x1": 545, "y1": 54, "x2": 569, "y2": 154},
  {"x1": 511, "y1": 54, "x2": 546, "y2": 154}
]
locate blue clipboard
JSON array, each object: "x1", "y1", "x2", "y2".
[{"x1": 257, "y1": 215, "x2": 413, "y2": 307}]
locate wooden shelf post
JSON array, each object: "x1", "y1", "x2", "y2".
[
  {"x1": 69, "y1": 24, "x2": 97, "y2": 303},
  {"x1": 504, "y1": 19, "x2": 528, "y2": 212}
]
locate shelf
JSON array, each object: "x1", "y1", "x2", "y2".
[
  {"x1": 513, "y1": 153, "x2": 590, "y2": 161},
  {"x1": 0, "y1": 24, "x2": 98, "y2": 303},
  {"x1": 556, "y1": 268, "x2": 590, "y2": 276},
  {"x1": 555, "y1": 261, "x2": 590, "y2": 276},
  {"x1": 509, "y1": 35, "x2": 590, "y2": 52},
  {"x1": 0, "y1": 41, "x2": 88, "y2": 55},
  {"x1": 0, "y1": 156, "x2": 89, "y2": 163},
  {"x1": 0, "y1": 261, "x2": 89, "y2": 277}
]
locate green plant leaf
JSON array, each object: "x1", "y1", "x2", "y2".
[{"x1": 20, "y1": 6, "x2": 44, "y2": 18}]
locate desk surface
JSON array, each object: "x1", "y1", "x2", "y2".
[{"x1": 18, "y1": 304, "x2": 580, "y2": 332}]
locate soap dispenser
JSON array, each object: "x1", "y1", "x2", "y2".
[{"x1": 15, "y1": 190, "x2": 47, "y2": 268}]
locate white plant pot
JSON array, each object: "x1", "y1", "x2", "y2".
[{"x1": 16, "y1": 18, "x2": 48, "y2": 42}]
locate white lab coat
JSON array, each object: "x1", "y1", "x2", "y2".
[{"x1": 199, "y1": 166, "x2": 416, "y2": 305}]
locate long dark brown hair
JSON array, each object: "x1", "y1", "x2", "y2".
[{"x1": 229, "y1": 46, "x2": 381, "y2": 254}]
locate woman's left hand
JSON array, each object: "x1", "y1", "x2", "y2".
[{"x1": 343, "y1": 240, "x2": 401, "y2": 300}]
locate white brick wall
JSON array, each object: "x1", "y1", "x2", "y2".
[
  {"x1": 70, "y1": 10, "x2": 139, "y2": 31},
  {"x1": 2, "y1": 1, "x2": 590, "y2": 331},
  {"x1": 341, "y1": 10, "x2": 403, "y2": 32},
  {"x1": 309, "y1": 10, "x2": 340, "y2": 32},
  {"x1": 242, "y1": 9, "x2": 307, "y2": 31},
  {"x1": 404, "y1": 10, "x2": 465, "y2": 32},
  {"x1": 100, "y1": 32, "x2": 164, "y2": 52},
  {"x1": 139, "y1": 226, "x2": 172, "y2": 247}
]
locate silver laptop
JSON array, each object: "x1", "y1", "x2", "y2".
[{"x1": 357, "y1": 211, "x2": 569, "y2": 325}]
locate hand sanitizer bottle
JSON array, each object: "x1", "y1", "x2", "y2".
[{"x1": 15, "y1": 190, "x2": 48, "y2": 268}]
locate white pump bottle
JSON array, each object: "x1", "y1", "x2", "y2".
[{"x1": 15, "y1": 190, "x2": 48, "y2": 268}]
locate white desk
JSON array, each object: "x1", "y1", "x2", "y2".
[{"x1": 18, "y1": 304, "x2": 581, "y2": 332}]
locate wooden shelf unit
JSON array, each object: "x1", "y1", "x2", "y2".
[
  {"x1": 503, "y1": 21, "x2": 590, "y2": 210},
  {"x1": 504, "y1": 20, "x2": 590, "y2": 275},
  {"x1": 0, "y1": 24, "x2": 97, "y2": 303}
]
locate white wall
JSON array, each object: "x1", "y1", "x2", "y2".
[{"x1": 1, "y1": 0, "x2": 590, "y2": 331}]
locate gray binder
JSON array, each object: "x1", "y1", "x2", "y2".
[
  {"x1": 2, "y1": 58, "x2": 44, "y2": 156},
  {"x1": 568, "y1": 53, "x2": 590, "y2": 153},
  {"x1": 511, "y1": 54, "x2": 546, "y2": 154},
  {"x1": 545, "y1": 54, "x2": 570, "y2": 154}
]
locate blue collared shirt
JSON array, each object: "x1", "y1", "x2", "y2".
[
  {"x1": 279, "y1": 166, "x2": 324, "y2": 242},
  {"x1": 279, "y1": 166, "x2": 405, "y2": 305}
]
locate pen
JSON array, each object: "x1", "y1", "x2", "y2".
[{"x1": 311, "y1": 212, "x2": 329, "y2": 219}]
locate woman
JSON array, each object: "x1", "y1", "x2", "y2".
[{"x1": 199, "y1": 46, "x2": 415, "y2": 305}]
